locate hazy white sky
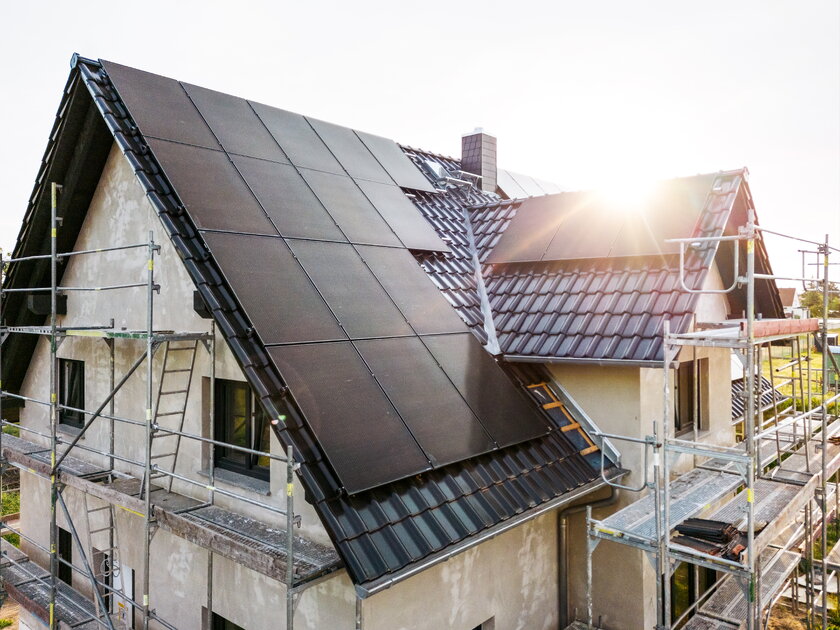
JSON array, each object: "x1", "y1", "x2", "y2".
[{"x1": 1, "y1": 0, "x2": 838, "y2": 283}]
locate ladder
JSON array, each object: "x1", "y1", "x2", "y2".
[
  {"x1": 148, "y1": 340, "x2": 199, "y2": 492},
  {"x1": 83, "y1": 491, "x2": 129, "y2": 628}
]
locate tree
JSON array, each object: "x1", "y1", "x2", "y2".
[{"x1": 799, "y1": 281, "x2": 840, "y2": 318}]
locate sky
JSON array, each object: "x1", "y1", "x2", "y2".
[{"x1": 0, "y1": 0, "x2": 838, "y2": 286}]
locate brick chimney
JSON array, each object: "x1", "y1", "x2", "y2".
[{"x1": 461, "y1": 128, "x2": 497, "y2": 193}]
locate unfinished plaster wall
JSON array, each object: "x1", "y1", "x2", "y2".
[
  {"x1": 549, "y1": 363, "x2": 656, "y2": 629},
  {"x1": 361, "y1": 512, "x2": 559, "y2": 630},
  {"x1": 18, "y1": 473, "x2": 355, "y2": 629}
]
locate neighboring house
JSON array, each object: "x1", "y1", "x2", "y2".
[
  {"x1": 0, "y1": 55, "x2": 785, "y2": 630},
  {"x1": 0, "y1": 57, "x2": 614, "y2": 630}
]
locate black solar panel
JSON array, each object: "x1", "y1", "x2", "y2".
[
  {"x1": 485, "y1": 195, "x2": 562, "y2": 263},
  {"x1": 355, "y1": 337, "x2": 495, "y2": 467},
  {"x1": 182, "y1": 83, "x2": 290, "y2": 163},
  {"x1": 307, "y1": 118, "x2": 392, "y2": 184},
  {"x1": 269, "y1": 342, "x2": 431, "y2": 494},
  {"x1": 286, "y1": 239, "x2": 412, "y2": 339},
  {"x1": 355, "y1": 179, "x2": 449, "y2": 252},
  {"x1": 249, "y1": 103, "x2": 344, "y2": 175},
  {"x1": 101, "y1": 61, "x2": 220, "y2": 149},
  {"x1": 299, "y1": 169, "x2": 401, "y2": 247},
  {"x1": 421, "y1": 333, "x2": 549, "y2": 447},
  {"x1": 231, "y1": 155, "x2": 345, "y2": 241},
  {"x1": 147, "y1": 138, "x2": 278, "y2": 236},
  {"x1": 356, "y1": 245, "x2": 466, "y2": 335},
  {"x1": 355, "y1": 131, "x2": 436, "y2": 192},
  {"x1": 200, "y1": 232, "x2": 344, "y2": 344}
]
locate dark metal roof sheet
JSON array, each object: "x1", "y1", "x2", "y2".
[{"x1": 2, "y1": 57, "x2": 609, "y2": 588}]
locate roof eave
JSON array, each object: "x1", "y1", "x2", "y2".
[{"x1": 354, "y1": 474, "x2": 620, "y2": 599}]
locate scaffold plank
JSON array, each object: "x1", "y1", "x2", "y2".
[
  {"x1": 0, "y1": 434, "x2": 341, "y2": 584},
  {"x1": 596, "y1": 468, "x2": 741, "y2": 541},
  {"x1": 699, "y1": 549, "x2": 799, "y2": 626},
  {"x1": 682, "y1": 615, "x2": 739, "y2": 630}
]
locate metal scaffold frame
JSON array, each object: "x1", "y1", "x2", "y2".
[
  {"x1": 584, "y1": 204, "x2": 840, "y2": 630},
  {"x1": 0, "y1": 183, "x2": 301, "y2": 630}
]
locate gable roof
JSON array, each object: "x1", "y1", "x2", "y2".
[
  {"x1": 778, "y1": 287, "x2": 796, "y2": 308},
  {"x1": 406, "y1": 150, "x2": 784, "y2": 363},
  {"x1": 2, "y1": 56, "x2": 610, "y2": 591}
]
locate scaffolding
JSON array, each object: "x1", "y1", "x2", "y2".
[
  {"x1": 584, "y1": 208, "x2": 840, "y2": 629},
  {"x1": 0, "y1": 183, "x2": 338, "y2": 630}
]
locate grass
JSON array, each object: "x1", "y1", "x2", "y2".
[
  {"x1": 1, "y1": 424, "x2": 19, "y2": 437},
  {"x1": 0, "y1": 619, "x2": 13, "y2": 629},
  {"x1": 760, "y1": 339, "x2": 840, "y2": 415},
  {"x1": 1, "y1": 533, "x2": 20, "y2": 548},
  {"x1": 1, "y1": 491, "x2": 18, "y2": 517}
]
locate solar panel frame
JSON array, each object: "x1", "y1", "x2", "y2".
[
  {"x1": 299, "y1": 169, "x2": 402, "y2": 247},
  {"x1": 355, "y1": 131, "x2": 436, "y2": 192},
  {"x1": 269, "y1": 342, "x2": 431, "y2": 494},
  {"x1": 307, "y1": 118, "x2": 393, "y2": 184},
  {"x1": 354, "y1": 179, "x2": 450, "y2": 252},
  {"x1": 182, "y1": 83, "x2": 291, "y2": 163},
  {"x1": 286, "y1": 239, "x2": 413, "y2": 340},
  {"x1": 101, "y1": 60, "x2": 221, "y2": 150},
  {"x1": 249, "y1": 103, "x2": 344, "y2": 175},
  {"x1": 356, "y1": 245, "x2": 466, "y2": 335},
  {"x1": 146, "y1": 138, "x2": 279, "y2": 236},
  {"x1": 231, "y1": 155, "x2": 346, "y2": 241},
  {"x1": 421, "y1": 333, "x2": 550, "y2": 447},
  {"x1": 200, "y1": 232, "x2": 345, "y2": 345}
]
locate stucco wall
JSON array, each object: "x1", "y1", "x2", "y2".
[{"x1": 361, "y1": 512, "x2": 559, "y2": 630}]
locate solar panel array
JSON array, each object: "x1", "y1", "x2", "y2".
[
  {"x1": 488, "y1": 175, "x2": 717, "y2": 264},
  {"x1": 103, "y1": 61, "x2": 549, "y2": 494}
]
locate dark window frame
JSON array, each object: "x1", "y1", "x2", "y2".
[
  {"x1": 213, "y1": 379, "x2": 271, "y2": 482},
  {"x1": 58, "y1": 526, "x2": 73, "y2": 586},
  {"x1": 674, "y1": 359, "x2": 707, "y2": 437},
  {"x1": 211, "y1": 612, "x2": 245, "y2": 630},
  {"x1": 58, "y1": 358, "x2": 85, "y2": 429}
]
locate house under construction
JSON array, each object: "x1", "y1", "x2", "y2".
[{"x1": 0, "y1": 54, "x2": 837, "y2": 630}]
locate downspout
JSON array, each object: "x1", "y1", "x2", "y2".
[{"x1": 558, "y1": 486, "x2": 619, "y2": 628}]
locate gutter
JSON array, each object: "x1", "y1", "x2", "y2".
[
  {"x1": 355, "y1": 475, "x2": 623, "y2": 599},
  {"x1": 505, "y1": 354, "x2": 681, "y2": 370}
]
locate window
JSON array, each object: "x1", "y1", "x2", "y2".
[
  {"x1": 674, "y1": 359, "x2": 707, "y2": 436},
  {"x1": 214, "y1": 380, "x2": 271, "y2": 481},
  {"x1": 59, "y1": 359, "x2": 85, "y2": 429},
  {"x1": 211, "y1": 613, "x2": 245, "y2": 630},
  {"x1": 58, "y1": 526, "x2": 73, "y2": 586},
  {"x1": 671, "y1": 562, "x2": 715, "y2": 626}
]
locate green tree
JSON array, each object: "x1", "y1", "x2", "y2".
[{"x1": 799, "y1": 281, "x2": 840, "y2": 318}]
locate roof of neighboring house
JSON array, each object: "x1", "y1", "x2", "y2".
[
  {"x1": 779, "y1": 287, "x2": 797, "y2": 308},
  {"x1": 406, "y1": 152, "x2": 784, "y2": 363},
  {"x1": 496, "y1": 168, "x2": 563, "y2": 199},
  {"x1": 1, "y1": 57, "x2": 610, "y2": 591}
]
